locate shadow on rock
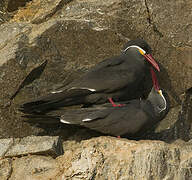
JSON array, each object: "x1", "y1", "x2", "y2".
[{"x1": 158, "y1": 62, "x2": 182, "y2": 106}]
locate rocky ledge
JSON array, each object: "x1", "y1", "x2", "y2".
[{"x1": 0, "y1": 136, "x2": 192, "y2": 179}]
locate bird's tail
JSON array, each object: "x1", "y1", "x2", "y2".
[
  {"x1": 19, "y1": 88, "x2": 93, "y2": 114},
  {"x1": 23, "y1": 114, "x2": 60, "y2": 124},
  {"x1": 23, "y1": 106, "x2": 110, "y2": 126}
]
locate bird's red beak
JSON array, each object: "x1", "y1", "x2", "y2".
[
  {"x1": 150, "y1": 68, "x2": 160, "y2": 91},
  {"x1": 144, "y1": 54, "x2": 160, "y2": 72}
]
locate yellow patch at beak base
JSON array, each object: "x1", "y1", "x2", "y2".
[
  {"x1": 139, "y1": 49, "x2": 145, "y2": 55},
  {"x1": 158, "y1": 90, "x2": 163, "y2": 96}
]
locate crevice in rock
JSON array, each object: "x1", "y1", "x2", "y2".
[
  {"x1": 144, "y1": 0, "x2": 151, "y2": 24},
  {"x1": 7, "y1": 159, "x2": 13, "y2": 180},
  {"x1": 7, "y1": 0, "x2": 32, "y2": 12},
  {"x1": 144, "y1": 0, "x2": 164, "y2": 38},
  {"x1": 152, "y1": 24, "x2": 164, "y2": 38}
]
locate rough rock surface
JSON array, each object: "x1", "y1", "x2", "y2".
[
  {"x1": 0, "y1": 136, "x2": 63, "y2": 158},
  {"x1": 10, "y1": 155, "x2": 59, "y2": 180},
  {"x1": 57, "y1": 137, "x2": 192, "y2": 179},
  {"x1": 0, "y1": 158, "x2": 12, "y2": 180},
  {"x1": 0, "y1": 0, "x2": 9, "y2": 24},
  {"x1": 0, "y1": 137, "x2": 192, "y2": 179}
]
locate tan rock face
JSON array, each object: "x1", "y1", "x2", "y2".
[
  {"x1": 0, "y1": 158, "x2": 12, "y2": 180},
  {"x1": 57, "y1": 137, "x2": 192, "y2": 179},
  {"x1": 0, "y1": 137, "x2": 192, "y2": 179},
  {"x1": 0, "y1": 136, "x2": 63, "y2": 158},
  {"x1": 0, "y1": 0, "x2": 191, "y2": 141},
  {"x1": 10, "y1": 155, "x2": 59, "y2": 180}
]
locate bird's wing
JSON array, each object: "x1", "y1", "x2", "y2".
[
  {"x1": 59, "y1": 107, "x2": 112, "y2": 124},
  {"x1": 24, "y1": 100, "x2": 151, "y2": 137},
  {"x1": 81, "y1": 103, "x2": 149, "y2": 136},
  {"x1": 88, "y1": 56, "x2": 125, "y2": 71},
  {"x1": 59, "y1": 100, "x2": 150, "y2": 136},
  {"x1": 19, "y1": 88, "x2": 94, "y2": 114},
  {"x1": 67, "y1": 55, "x2": 145, "y2": 93}
]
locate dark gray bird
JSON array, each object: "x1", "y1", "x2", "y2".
[
  {"x1": 24, "y1": 73, "x2": 169, "y2": 138},
  {"x1": 19, "y1": 39, "x2": 160, "y2": 114}
]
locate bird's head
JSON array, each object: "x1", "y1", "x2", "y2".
[
  {"x1": 148, "y1": 69, "x2": 168, "y2": 115},
  {"x1": 123, "y1": 39, "x2": 160, "y2": 72}
]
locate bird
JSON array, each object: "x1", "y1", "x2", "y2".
[
  {"x1": 19, "y1": 39, "x2": 160, "y2": 114},
  {"x1": 23, "y1": 71, "x2": 169, "y2": 138}
]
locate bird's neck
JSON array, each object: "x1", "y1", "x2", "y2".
[{"x1": 141, "y1": 100, "x2": 158, "y2": 118}]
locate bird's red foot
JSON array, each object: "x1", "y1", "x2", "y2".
[
  {"x1": 108, "y1": 98, "x2": 125, "y2": 107},
  {"x1": 113, "y1": 104, "x2": 125, "y2": 107},
  {"x1": 117, "y1": 136, "x2": 121, "y2": 138}
]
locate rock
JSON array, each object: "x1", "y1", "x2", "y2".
[
  {"x1": 0, "y1": 137, "x2": 192, "y2": 179},
  {"x1": 0, "y1": 138, "x2": 13, "y2": 157},
  {"x1": 11, "y1": 0, "x2": 67, "y2": 23},
  {"x1": 0, "y1": 0, "x2": 9, "y2": 24},
  {"x1": 0, "y1": 136, "x2": 63, "y2": 158},
  {"x1": 1, "y1": 0, "x2": 35, "y2": 13},
  {"x1": 10, "y1": 155, "x2": 59, "y2": 180},
  {"x1": 0, "y1": 158, "x2": 12, "y2": 180},
  {"x1": 0, "y1": 22, "x2": 32, "y2": 67},
  {"x1": 0, "y1": 0, "x2": 31, "y2": 24},
  {"x1": 57, "y1": 136, "x2": 192, "y2": 179}
]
